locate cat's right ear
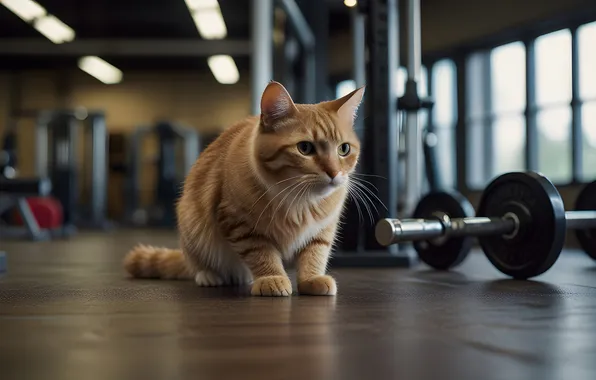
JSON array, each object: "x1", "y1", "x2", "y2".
[{"x1": 260, "y1": 81, "x2": 297, "y2": 131}]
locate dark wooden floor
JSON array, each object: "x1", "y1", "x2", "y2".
[{"x1": 1, "y1": 230, "x2": 596, "y2": 380}]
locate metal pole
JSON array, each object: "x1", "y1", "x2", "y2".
[
  {"x1": 90, "y1": 113, "x2": 108, "y2": 227},
  {"x1": 376, "y1": 216, "x2": 517, "y2": 246},
  {"x1": 404, "y1": 0, "x2": 423, "y2": 216},
  {"x1": 35, "y1": 112, "x2": 49, "y2": 178},
  {"x1": 362, "y1": 0, "x2": 400, "y2": 252},
  {"x1": 351, "y1": 8, "x2": 366, "y2": 88},
  {"x1": 251, "y1": 0, "x2": 274, "y2": 115},
  {"x1": 566, "y1": 211, "x2": 596, "y2": 229}
]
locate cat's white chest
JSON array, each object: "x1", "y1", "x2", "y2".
[{"x1": 284, "y1": 212, "x2": 337, "y2": 260}]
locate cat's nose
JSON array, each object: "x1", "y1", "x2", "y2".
[
  {"x1": 325, "y1": 169, "x2": 339, "y2": 180},
  {"x1": 328, "y1": 172, "x2": 343, "y2": 185}
]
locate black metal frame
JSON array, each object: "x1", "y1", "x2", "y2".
[{"x1": 329, "y1": 0, "x2": 417, "y2": 268}]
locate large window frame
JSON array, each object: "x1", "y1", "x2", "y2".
[{"x1": 436, "y1": 15, "x2": 596, "y2": 192}]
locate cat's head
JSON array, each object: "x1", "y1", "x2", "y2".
[{"x1": 254, "y1": 81, "x2": 365, "y2": 198}]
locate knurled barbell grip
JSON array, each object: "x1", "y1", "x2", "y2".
[{"x1": 375, "y1": 215, "x2": 518, "y2": 246}]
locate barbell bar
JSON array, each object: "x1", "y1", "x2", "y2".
[{"x1": 375, "y1": 171, "x2": 593, "y2": 279}]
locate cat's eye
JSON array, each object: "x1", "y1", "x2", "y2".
[
  {"x1": 297, "y1": 141, "x2": 315, "y2": 155},
  {"x1": 338, "y1": 143, "x2": 351, "y2": 156}
]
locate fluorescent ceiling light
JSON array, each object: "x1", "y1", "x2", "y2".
[
  {"x1": 1, "y1": 0, "x2": 46, "y2": 22},
  {"x1": 207, "y1": 55, "x2": 239, "y2": 84},
  {"x1": 344, "y1": 0, "x2": 357, "y2": 7},
  {"x1": 78, "y1": 56, "x2": 123, "y2": 85},
  {"x1": 33, "y1": 15, "x2": 75, "y2": 44},
  {"x1": 185, "y1": 0, "x2": 218, "y2": 10},
  {"x1": 191, "y1": 8, "x2": 227, "y2": 39}
]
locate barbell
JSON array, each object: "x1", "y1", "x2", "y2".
[{"x1": 375, "y1": 172, "x2": 596, "y2": 279}]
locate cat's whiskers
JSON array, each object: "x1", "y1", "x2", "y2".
[
  {"x1": 252, "y1": 179, "x2": 306, "y2": 233},
  {"x1": 349, "y1": 177, "x2": 389, "y2": 212},
  {"x1": 346, "y1": 183, "x2": 364, "y2": 225},
  {"x1": 265, "y1": 180, "x2": 310, "y2": 232},
  {"x1": 249, "y1": 174, "x2": 304, "y2": 213},
  {"x1": 348, "y1": 181, "x2": 374, "y2": 225},
  {"x1": 348, "y1": 176, "x2": 379, "y2": 192},
  {"x1": 351, "y1": 181, "x2": 380, "y2": 221},
  {"x1": 296, "y1": 182, "x2": 316, "y2": 224},
  {"x1": 283, "y1": 179, "x2": 316, "y2": 221},
  {"x1": 351, "y1": 173, "x2": 387, "y2": 180}
]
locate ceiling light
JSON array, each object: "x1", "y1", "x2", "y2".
[
  {"x1": 33, "y1": 15, "x2": 75, "y2": 44},
  {"x1": 344, "y1": 0, "x2": 357, "y2": 7},
  {"x1": 191, "y1": 8, "x2": 227, "y2": 39},
  {"x1": 185, "y1": 0, "x2": 218, "y2": 10},
  {"x1": 207, "y1": 55, "x2": 239, "y2": 84},
  {"x1": 1, "y1": 0, "x2": 46, "y2": 22},
  {"x1": 78, "y1": 56, "x2": 123, "y2": 85}
]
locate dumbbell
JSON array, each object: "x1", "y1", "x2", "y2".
[
  {"x1": 575, "y1": 180, "x2": 596, "y2": 260},
  {"x1": 375, "y1": 171, "x2": 596, "y2": 279}
]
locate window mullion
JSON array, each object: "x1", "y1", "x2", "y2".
[{"x1": 571, "y1": 26, "x2": 583, "y2": 182}]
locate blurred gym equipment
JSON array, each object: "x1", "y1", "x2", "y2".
[
  {"x1": 0, "y1": 176, "x2": 54, "y2": 241},
  {"x1": 0, "y1": 250, "x2": 5, "y2": 274},
  {"x1": 0, "y1": 126, "x2": 62, "y2": 241},
  {"x1": 0, "y1": 125, "x2": 17, "y2": 179},
  {"x1": 35, "y1": 109, "x2": 112, "y2": 233},
  {"x1": 124, "y1": 121, "x2": 200, "y2": 227}
]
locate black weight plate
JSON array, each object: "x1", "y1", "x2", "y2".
[
  {"x1": 477, "y1": 172, "x2": 566, "y2": 279},
  {"x1": 575, "y1": 180, "x2": 596, "y2": 260},
  {"x1": 412, "y1": 191, "x2": 475, "y2": 269}
]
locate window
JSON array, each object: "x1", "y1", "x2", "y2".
[
  {"x1": 535, "y1": 29, "x2": 573, "y2": 183},
  {"x1": 465, "y1": 52, "x2": 490, "y2": 188},
  {"x1": 578, "y1": 22, "x2": 596, "y2": 181},
  {"x1": 465, "y1": 42, "x2": 526, "y2": 188},
  {"x1": 431, "y1": 59, "x2": 457, "y2": 188},
  {"x1": 464, "y1": 21, "x2": 594, "y2": 189},
  {"x1": 491, "y1": 41, "x2": 527, "y2": 177}
]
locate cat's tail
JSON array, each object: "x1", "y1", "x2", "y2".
[{"x1": 123, "y1": 244, "x2": 193, "y2": 280}]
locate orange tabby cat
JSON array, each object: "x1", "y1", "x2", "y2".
[{"x1": 123, "y1": 81, "x2": 365, "y2": 296}]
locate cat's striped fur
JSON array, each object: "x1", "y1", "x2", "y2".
[{"x1": 124, "y1": 81, "x2": 365, "y2": 296}]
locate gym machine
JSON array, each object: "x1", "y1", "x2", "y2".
[
  {"x1": 0, "y1": 127, "x2": 59, "y2": 241},
  {"x1": 0, "y1": 250, "x2": 5, "y2": 274},
  {"x1": 0, "y1": 177, "x2": 54, "y2": 241},
  {"x1": 124, "y1": 121, "x2": 200, "y2": 227},
  {"x1": 375, "y1": 172, "x2": 596, "y2": 279},
  {"x1": 36, "y1": 109, "x2": 111, "y2": 233},
  {"x1": 329, "y1": 0, "x2": 425, "y2": 267}
]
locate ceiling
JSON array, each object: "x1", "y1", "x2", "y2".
[{"x1": 0, "y1": 0, "x2": 352, "y2": 72}]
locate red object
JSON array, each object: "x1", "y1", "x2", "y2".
[{"x1": 12, "y1": 197, "x2": 63, "y2": 229}]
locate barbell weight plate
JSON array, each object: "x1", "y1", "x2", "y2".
[
  {"x1": 412, "y1": 191, "x2": 475, "y2": 270},
  {"x1": 477, "y1": 171, "x2": 566, "y2": 279},
  {"x1": 575, "y1": 180, "x2": 596, "y2": 260}
]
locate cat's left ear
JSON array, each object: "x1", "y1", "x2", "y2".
[{"x1": 326, "y1": 86, "x2": 366, "y2": 125}]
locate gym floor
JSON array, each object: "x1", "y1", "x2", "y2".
[{"x1": 1, "y1": 230, "x2": 595, "y2": 380}]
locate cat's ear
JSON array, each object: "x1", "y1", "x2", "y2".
[
  {"x1": 260, "y1": 81, "x2": 297, "y2": 130},
  {"x1": 327, "y1": 86, "x2": 366, "y2": 125}
]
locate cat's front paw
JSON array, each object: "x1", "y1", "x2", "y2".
[
  {"x1": 298, "y1": 275, "x2": 337, "y2": 296},
  {"x1": 251, "y1": 275, "x2": 293, "y2": 297}
]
